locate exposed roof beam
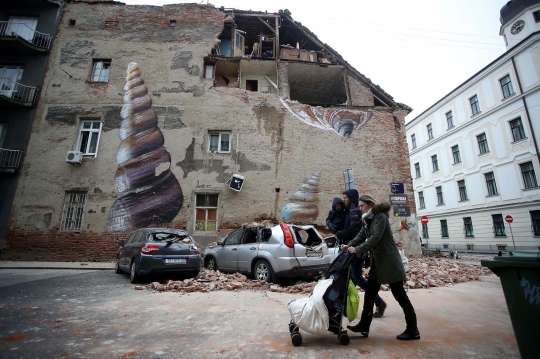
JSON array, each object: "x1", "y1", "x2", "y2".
[{"x1": 257, "y1": 17, "x2": 276, "y2": 34}]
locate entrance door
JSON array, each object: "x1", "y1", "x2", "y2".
[
  {"x1": 233, "y1": 30, "x2": 245, "y2": 57},
  {"x1": 0, "y1": 66, "x2": 24, "y2": 98}
]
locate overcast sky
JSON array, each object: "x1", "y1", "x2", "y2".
[{"x1": 120, "y1": 0, "x2": 509, "y2": 122}]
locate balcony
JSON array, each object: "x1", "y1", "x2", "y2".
[
  {"x1": 0, "y1": 77, "x2": 39, "y2": 107},
  {"x1": 0, "y1": 21, "x2": 53, "y2": 53},
  {"x1": 0, "y1": 149, "x2": 23, "y2": 173}
]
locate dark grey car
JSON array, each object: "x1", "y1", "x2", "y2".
[{"x1": 115, "y1": 228, "x2": 202, "y2": 283}]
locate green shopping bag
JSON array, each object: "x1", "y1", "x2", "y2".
[{"x1": 345, "y1": 279, "x2": 360, "y2": 322}]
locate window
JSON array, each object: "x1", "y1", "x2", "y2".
[
  {"x1": 531, "y1": 210, "x2": 540, "y2": 236},
  {"x1": 426, "y1": 123, "x2": 433, "y2": 140},
  {"x1": 224, "y1": 229, "x2": 243, "y2": 245},
  {"x1": 431, "y1": 155, "x2": 439, "y2": 172},
  {"x1": 414, "y1": 162, "x2": 421, "y2": 178},
  {"x1": 0, "y1": 123, "x2": 7, "y2": 147},
  {"x1": 422, "y1": 223, "x2": 429, "y2": 239},
  {"x1": 77, "y1": 120, "x2": 102, "y2": 156},
  {"x1": 440, "y1": 220, "x2": 449, "y2": 238},
  {"x1": 477, "y1": 133, "x2": 489, "y2": 154},
  {"x1": 451, "y1": 145, "x2": 461, "y2": 164},
  {"x1": 169, "y1": 19, "x2": 176, "y2": 27},
  {"x1": 463, "y1": 217, "x2": 474, "y2": 237},
  {"x1": 510, "y1": 118, "x2": 526, "y2": 142},
  {"x1": 91, "y1": 60, "x2": 111, "y2": 82},
  {"x1": 458, "y1": 180, "x2": 468, "y2": 201},
  {"x1": 204, "y1": 63, "x2": 214, "y2": 79},
  {"x1": 0, "y1": 66, "x2": 24, "y2": 99},
  {"x1": 534, "y1": 10, "x2": 540, "y2": 22},
  {"x1": 208, "y1": 131, "x2": 231, "y2": 153},
  {"x1": 436, "y1": 186, "x2": 444, "y2": 205},
  {"x1": 492, "y1": 214, "x2": 506, "y2": 236},
  {"x1": 195, "y1": 194, "x2": 218, "y2": 231},
  {"x1": 418, "y1": 191, "x2": 425, "y2": 208},
  {"x1": 446, "y1": 111, "x2": 454, "y2": 129},
  {"x1": 485, "y1": 172, "x2": 498, "y2": 196},
  {"x1": 61, "y1": 192, "x2": 87, "y2": 231},
  {"x1": 470, "y1": 95, "x2": 480, "y2": 115},
  {"x1": 499, "y1": 75, "x2": 514, "y2": 98},
  {"x1": 7, "y1": 16, "x2": 37, "y2": 42},
  {"x1": 411, "y1": 134, "x2": 416, "y2": 149},
  {"x1": 520, "y1": 161, "x2": 538, "y2": 189}
]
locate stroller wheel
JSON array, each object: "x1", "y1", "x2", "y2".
[
  {"x1": 338, "y1": 332, "x2": 350, "y2": 345},
  {"x1": 288, "y1": 321, "x2": 296, "y2": 333},
  {"x1": 291, "y1": 332, "x2": 303, "y2": 347}
]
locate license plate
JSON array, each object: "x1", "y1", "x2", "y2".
[
  {"x1": 306, "y1": 252, "x2": 321, "y2": 257},
  {"x1": 165, "y1": 258, "x2": 186, "y2": 264}
]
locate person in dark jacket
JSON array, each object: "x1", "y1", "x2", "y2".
[
  {"x1": 342, "y1": 194, "x2": 420, "y2": 341},
  {"x1": 326, "y1": 197, "x2": 346, "y2": 234},
  {"x1": 335, "y1": 189, "x2": 387, "y2": 318}
]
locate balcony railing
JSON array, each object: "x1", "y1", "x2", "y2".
[
  {"x1": 0, "y1": 21, "x2": 53, "y2": 50},
  {"x1": 0, "y1": 149, "x2": 23, "y2": 170},
  {"x1": 0, "y1": 77, "x2": 39, "y2": 105}
]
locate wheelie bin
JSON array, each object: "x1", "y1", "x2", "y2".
[{"x1": 481, "y1": 250, "x2": 540, "y2": 359}]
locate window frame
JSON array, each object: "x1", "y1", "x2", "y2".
[
  {"x1": 477, "y1": 132, "x2": 489, "y2": 155},
  {"x1": 194, "y1": 193, "x2": 219, "y2": 232},
  {"x1": 436, "y1": 186, "x2": 444, "y2": 205},
  {"x1": 60, "y1": 191, "x2": 87, "y2": 231},
  {"x1": 451, "y1": 145, "x2": 461, "y2": 164},
  {"x1": 534, "y1": 10, "x2": 540, "y2": 22},
  {"x1": 414, "y1": 162, "x2": 421, "y2": 178},
  {"x1": 431, "y1": 154, "x2": 439, "y2": 172},
  {"x1": 207, "y1": 131, "x2": 232, "y2": 153},
  {"x1": 426, "y1": 123, "x2": 433, "y2": 140},
  {"x1": 520, "y1": 161, "x2": 538, "y2": 189},
  {"x1": 463, "y1": 217, "x2": 474, "y2": 237},
  {"x1": 509, "y1": 117, "x2": 526, "y2": 142},
  {"x1": 469, "y1": 95, "x2": 481, "y2": 116},
  {"x1": 499, "y1": 74, "x2": 514, "y2": 99},
  {"x1": 492, "y1": 214, "x2": 506, "y2": 237},
  {"x1": 418, "y1": 191, "x2": 425, "y2": 209},
  {"x1": 411, "y1": 133, "x2": 416, "y2": 149},
  {"x1": 76, "y1": 120, "x2": 103, "y2": 157},
  {"x1": 440, "y1": 219, "x2": 449, "y2": 238},
  {"x1": 422, "y1": 223, "x2": 429, "y2": 239},
  {"x1": 485, "y1": 171, "x2": 498, "y2": 196},
  {"x1": 446, "y1": 111, "x2": 454, "y2": 129},
  {"x1": 91, "y1": 59, "x2": 111, "y2": 83},
  {"x1": 531, "y1": 210, "x2": 540, "y2": 236},
  {"x1": 457, "y1": 179, "x2": 468, "y2": 201}
]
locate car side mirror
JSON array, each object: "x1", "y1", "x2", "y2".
[
  {"x1": 217, "y1": 240, "x2": 223, "y2": 246},
  {"x1": 118, "y1": 240, "x2": 125, "y2": 247}
]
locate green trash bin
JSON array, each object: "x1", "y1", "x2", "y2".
[{"x1": 481, "y1": 250, "x2": 540, "y2": 359}]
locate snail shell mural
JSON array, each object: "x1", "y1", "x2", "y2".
[
  {"x1": 108, "y1": 62, "x2": 183, "y2": 232},
  {"x1": 281, "y1": 169, "x2": 321, "y2": 222},
  {"x1": 280, "y1": 97, "x2": 373, "y2": 138}
]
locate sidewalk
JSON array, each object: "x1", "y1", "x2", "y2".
[{"x1": 0, "y1": 260, "x2": 114, "y2": 270}]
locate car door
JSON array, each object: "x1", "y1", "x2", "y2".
[
  {"x1": 220, "y1": 229, "x2": 243, "y2": 270},
  {"x1": 237, "y1": 227, "x2": 259, "y2": 272},
  {"x1": 124, "y1": 231, "x2": 143, "y2": 266},
  {"x1": 119, "y1": 232, "x2": 137, "y2": 269}
]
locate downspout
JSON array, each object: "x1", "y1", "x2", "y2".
[{"x1": 511, "y1": 56, "x2": 540, "y2": 166}]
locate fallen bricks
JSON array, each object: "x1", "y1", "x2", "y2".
[{"x1": 144, "y1": 255, "x2": 492, "y2": 293}]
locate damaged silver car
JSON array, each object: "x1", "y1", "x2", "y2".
[{"x1": 203, "y1": 223, "x2": 332, "y2": 283}]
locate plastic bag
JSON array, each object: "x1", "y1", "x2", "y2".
[
  {"x1": 345, "y1": 279, "x2": 359, "y2": 322},
  {"x1": 287, "y1": 279, "x2": 332, "y2": 335}
]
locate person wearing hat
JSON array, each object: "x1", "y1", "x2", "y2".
[{"x1": 341, "y1": 194, "x2": 420, "y2": 341}]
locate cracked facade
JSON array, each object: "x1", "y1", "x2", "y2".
[{"x1": 4, "y1": 1, "x2": 415, "y2": 261}]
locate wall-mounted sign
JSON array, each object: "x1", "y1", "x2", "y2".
[
  {"x1": 391, "y1": 183, "x2": 404, "y2": 193},
  {"x1": 228, "y1": 174, "x2": 245, "y2": 192},
  {"x1": 393, "y1": 206, "x2": 410, "y2": 217},
  {"x1": 389, "y1": 194, "x2": 408, "y2": 204}
]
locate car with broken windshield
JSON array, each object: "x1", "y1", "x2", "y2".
[
  {"x1": 203, "y1": 223, "x2": 332, "y2": 283},
  {"x1": 115, "y1": 228, "x2": 202, "y2": 283}
]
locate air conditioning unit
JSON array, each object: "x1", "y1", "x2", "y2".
[
  {"x1": 66, "y1": 150, "x2": 83, "y2": 164},
  {"x1": 228, "y1": 174, "x2": 245, "y2": 192}
]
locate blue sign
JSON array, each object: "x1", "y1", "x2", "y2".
[{"x1": 391, "y1": 183, "x2": 404, "y2": 193}]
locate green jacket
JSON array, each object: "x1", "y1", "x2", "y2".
[{"x1": 347, "y1": 202, "x2": 406, "y2": 285}]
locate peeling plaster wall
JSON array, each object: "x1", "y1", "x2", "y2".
[
  {"x1": 348, "y1": 75, "x2": 375, "y2": 107},
  {"x1": 5, "y1": 3, "x2": 415, "y2": 261}
]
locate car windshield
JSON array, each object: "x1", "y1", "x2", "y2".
[{"x1": 150, "y1": 232, "x2": 191, "y2": 243}]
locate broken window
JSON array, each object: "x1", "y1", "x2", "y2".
[
  {"x1": 195, "y1": 194, "x2": 218, "y2": 232},
  {"x1": 288, "y1": 63, "x2": 347, "y2": 106},
  {"x1": 77, "y1": 120, "x2": 102, "y2": 157},
  {"x1": 91, "y1": 59, "x2": 111, "y2": 82}
]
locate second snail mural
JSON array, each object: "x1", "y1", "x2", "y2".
[{"x1": 281, "y1": 169, "x2": 321, "y2": 222}]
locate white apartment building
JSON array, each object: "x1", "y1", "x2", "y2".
[{"x1": 405, "y1": 0, "x2": 540, "y2": 252}]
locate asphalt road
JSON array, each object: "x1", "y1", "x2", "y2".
[{"x1": 0, "y1": 269, "x2": 520, "y2": 359}]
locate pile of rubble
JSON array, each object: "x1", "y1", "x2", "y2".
[{"x1": 141, "y1": 255, "x2": 492, "y2": 294}]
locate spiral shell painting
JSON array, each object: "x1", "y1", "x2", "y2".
[
  {"x1": 108, "y1": 62, "x2": 183, "y2": 232},
  {"x1": 280, "y1": 97, "x2": 372, "y2": 138},
  {"x1": 281, "y1": 169, "x2": 321, "y2": 222}
]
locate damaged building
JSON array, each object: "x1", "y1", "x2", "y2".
[{"x1": 3, "y1": 1, "x2": 415, "y2": 261}]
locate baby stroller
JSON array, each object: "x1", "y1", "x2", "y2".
[{"x1": 287, "y1": 252, "x2": 356, "y2": 346}]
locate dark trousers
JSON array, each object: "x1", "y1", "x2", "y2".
[
  {"x1": 349, "y1": 262, "x2": 385, "y2": 308},
  {"x1": 358, "y1": 264, "x2": 418, "y2": 331}
]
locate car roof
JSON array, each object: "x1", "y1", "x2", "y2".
[{"x1": 137, "y1": 228, "x2": 190, "y2": 236}]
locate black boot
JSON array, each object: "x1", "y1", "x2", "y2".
[
  {"x1": 396, "y1": 328, "x2": 420, "y2": 340},
  {"x1": 346, "y1": 322, "x2": 369, "y2": 337}
]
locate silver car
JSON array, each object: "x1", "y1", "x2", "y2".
[{"x1": 203, "y1": 223, "x2": 332, "y2": 283}]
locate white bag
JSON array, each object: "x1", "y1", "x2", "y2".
[
  {"x1": 287, "y1": 279, "x2": 333, "y2": 335},
  {"x1": 399, "y1": 249, "x2": 409, "y2": 272}
]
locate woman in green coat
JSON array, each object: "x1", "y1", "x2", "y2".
[{"x1": 341, "y1": 194, "x2": 420, "y2": 340}]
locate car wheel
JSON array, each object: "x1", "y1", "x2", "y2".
[
  {"x1": 206, "y1": 257, "x2": 217, "y2": 271},
  {"x1": 130, "y1": 260, "x2": 140, "y2": 284},
  {"x1": 255, "y1": 259, "x2": 275, "y2": 283},
  {"x1": 115, "y1": 258, "x2": 122, "y2": 274}
]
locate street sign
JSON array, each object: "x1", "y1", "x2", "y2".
[
  {"x1": 505, "y1": 215, "x2": 513, "y2": 223},
  {"x1": 391, "y1": 183, "x2": 404, "y2": 193},
  {"x1": 421, "y1": 215, "x2": 428, "y2": 224},
  {"x1": 393, "y1": 206, "x2": 410, "y2": 217},
  {"x1": 389, "y1": 194, "x2": 408, "y2": 205}
]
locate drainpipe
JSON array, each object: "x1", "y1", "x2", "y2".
[{"x1": 511, "y1": 56, "x2": 540, "y2": 166}]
